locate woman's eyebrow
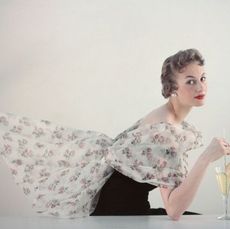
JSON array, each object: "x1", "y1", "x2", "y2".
[
  {"x1": 185, "y1": 75, "x2": 196, "y2": 79},
  {"x1": 185, "y1": 73, "x2": 205, "y2": 79}
]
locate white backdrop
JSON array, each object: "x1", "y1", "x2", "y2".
[{"x1": 0, "y1": 0, "x2": 230, "y2": 216}]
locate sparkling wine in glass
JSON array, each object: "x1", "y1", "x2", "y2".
[{"x1": 215, "y1": 164, "x2": 230, "y2": 220}]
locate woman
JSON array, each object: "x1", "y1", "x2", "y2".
[{"x1": 0, "y1": 49, "x2": 229, "y2": 220}]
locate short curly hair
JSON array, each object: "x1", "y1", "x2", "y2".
[{"x1": 161, "y1": 48, "x2": 205, "y2": 98}]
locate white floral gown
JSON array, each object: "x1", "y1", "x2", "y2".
[{"x1": 0, "y1": 112, "x2": 203, "y2": 218}]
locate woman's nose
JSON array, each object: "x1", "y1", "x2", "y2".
[{"x1": 196, "y1": 82, "x2": 205, "y2": 92}]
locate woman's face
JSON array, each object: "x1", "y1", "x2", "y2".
[{"x1": 174, "y1": 61, "x2": 207, "y2": 107}]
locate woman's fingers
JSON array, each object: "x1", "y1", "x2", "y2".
[
  {"x1": 223, "y1": 143, "x2": 230, "y2": 155},
  {"x1": 216, "y1": 138, "x2": 230, "y2": 155},
  {"x1": 218, "y1": 138, "x2": 230, "y2": 148}
]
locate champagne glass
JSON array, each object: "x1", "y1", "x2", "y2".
[
  {"x1": 215, "y1": 128, "x2": 230, "y2": 220},
  {"x1": 215, "y1": 165, "x2": 230, "y2": 220}
]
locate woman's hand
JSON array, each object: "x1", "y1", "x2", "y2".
[{"x1": 201, "y1": 138, "x2": 230, "y2": 163}]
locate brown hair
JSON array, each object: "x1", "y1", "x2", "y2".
[{"x1": 161, "y1": 48, "x2": 205, "y2": 98}]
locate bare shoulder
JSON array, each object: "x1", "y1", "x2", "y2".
[{"x1": 139, "y1": 104, "x2": 168, "y2": 127}]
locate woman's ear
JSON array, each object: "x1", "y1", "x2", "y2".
[{"x1": 171, "y1": 91, "x2": 178, "y2": 97}]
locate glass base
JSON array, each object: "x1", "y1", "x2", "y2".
[{"x1": 217, "y1": 215, "x2": 230, "y2": 220}]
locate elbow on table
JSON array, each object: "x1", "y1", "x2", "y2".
[
  {"x1": 166, "y1": 208, "x2": 182, "y2": 221},
  {"x1": 168, "y1": 213, "x2": 181, "y2": 221}
]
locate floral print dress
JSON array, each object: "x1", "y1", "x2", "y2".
[{"x1": 0, "y1": 112, "x2": 203, "y2": 218}]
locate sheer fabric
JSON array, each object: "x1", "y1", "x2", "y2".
[{"x1": 0, "y1": 112, "x2": 202, "y2": 218}]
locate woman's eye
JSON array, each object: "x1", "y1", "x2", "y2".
[
  {"x1": 187, "y1": 80, "x2": 196, "y2": 85},
  {"x1": 201, "y1": 76, "x2": 206, "y2": 82}
]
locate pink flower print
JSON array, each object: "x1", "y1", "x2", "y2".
[
  {"x1": 46, "y1": 199, "x2": 60, "y2": 209},
  {"x1": 133, "y1": 159, "x2": 144, "y2": 167},
  {"x1": 23, "y1": 187, "x2": 31, "y2": 195},
  {"x1": 17, "y1": 139, "x2": 28, "y2": 151},
  {"x1": 170, "y1": 128, "x2": 176, "y2": 135},
  {"x1": 58, "y1": 186, "x2": 66, "y2": 194},
  {"x1": 85, "y1": 150, "x2": 93, "y2": 157},
  {"x1": 156, "y1": 160, "x2": 167, "y2": 172},
  {"x1": 69, "y1": 210, "x2": 77, "y2": 216},
  {"x1": 101, "y1": 148, "x2": 109, "y2": 157},
  {"x1": 67, "y1": 133, "x2": 78, "y2": 141},
  {"x1": 23, "y1": 175, "x2": 34, "y2": 184},
  {"x1": 75, "y1": 162, "x2": 80, "y2": 167},
  {"x1": 38, "y1": 177, "x2": 48, "y2": 184},
  {"x1": 39, "y1": 169, "x2": 50, "y2": 177},
  {"x1": 164, "y1": 147, "x2": 177, "y2": 158},
  {"x1": 66, "y1": 202, "x2": 77, "y2": 208},
  {"x1": 57, "y1": 160, "x2": 70, "y2": 167},
  {"x1": 122, "y1": 147, "x2": 132, "y2": 158},
  {"x1": 2, "y1": 132, "x2": 13, "y2": 141},
  {"x1": 52, "y1": 127, "x2": 65, "y2": 139},
  {"x1": 143, "y1": 173, "x2": 156, "y2": 181},
  {"x1": 146, "y1": 152, "x2": 153, "y2": 161},
  {"x1": 12, "y1": 159, "x2": 23, "y2": 166},
  {"x1": 151, "y1": 134, "x2": 160, "y2": 144},
  {"x1": 141, "y1": 147, "x2": 152, "y2": 160},
  {"x1": 183, "y1": 165, "x2": 188, "y2": 173},
  {"x1": 82, "y1": 203, "x2": 90, "y2": 212},
  {"x1": 90, "y1": 163, "x2": 100, "y2": 174},
  {"x1": 36, "y1": 194, "x2": 45, "y2": 200},
  {"x1": 181, "y1": 135, "x2": 186, "y2": 142},
  {"x1": 32, "y1": 127, "x2": 45, "y2": 138},
  {"x1": 21, "y1": 149, "x2": 33, "y2": 157},
  {"x1": 48, "y1": 181, "x2": 59, "y2": 191},
  {"x1": 96, "y1": 139, "x2": 108, "y2": 147},
  {"x1": 174, "y1": 180, "x2": 182, "y2": 187},
  {"x1": 69, "y1": 173, "x2": 80, "y2": 182},
  {"x1": 35, "y1": 159, "x2": 44, "y2": 166},
  {"x1": 41, "y1": 120, "x2": 51, "y2": 125},
  {"x1": 42, "y1": 149, "x2": 54, "y2": 158},
  {"x1": 130, "y1": 160, "x2": 144, "y2": 173},
  {"x1": 90, "y1": 166, "x2": 96, "y2": 174},
  {"x1": 19, "y1": 117, "x2": 31, "y2": 126},
  {"x1": 10, "y1": 125, "x2": 22, "y2": 133},
  {"x1": 24, "y1": 164, "x2": 34, "y2": 173},
  {"x1": 92, "y1": 149, "x2": 103, "y2": 158},
  {"x1": 158, "y1": 135, "x2": 165, "y2": 144},
  {"x1": 131, "y1": 132, "x2": 142, "y2": 145},
  {"x1": 87, "y1": 189, "x2": 97, "y2": 198},
  {"x1": 35, "y1": 142, "x2": 45, "y2": 148},
  {"x1": 172, "y1": 172, "x2": 179, "y2": 178},
  {"x1": 154, "y1": 134, "x2": 159, "y2": 139},
  {"x1": 64, "y1": 149, "x2": 75, "y2": 159},
  {"x1": 10, "y1": 168, "x2": 18, "y2": 175},
  {"x1": 160, "y1": 184, "x2": 169, "y2": 189},
  {"x1": 78, "y1": 141, "x2": 85, "y2": 148},
  {"x1": 1, "y1": 144, "x2": 12, "y2": 155},
  {"x1": 0, "y1": 116, "x2": 9, "y2": 126},
  {"x1": 131, "y1": 137, "x2": 140, "y2": 145},
  {"x1": 161, "y1": 177, "x2": 170, "y2": 183},
  {"x1": 55, "y1": 142, "x2": 64, "y2": 147},
  {"x1": 176, "y1": 134, "x2": 186, "y2": 142},
  {"x1": 60, "y1": 169, "x2": 70, "y2": 177},
  {"x1": 80, "y1": 161, "x2": 89, "y2": 168},
  {"x1": 80, "y1": 178, "x2": 91, "y2": 188}
]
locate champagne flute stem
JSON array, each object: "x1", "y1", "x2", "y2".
[{"x1": 223, "y1": 195, "x2": 228, "y2": 217}]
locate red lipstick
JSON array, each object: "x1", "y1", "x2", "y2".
[{"x1": 194, "y1": 94, "x2": 205, "y2": 100}]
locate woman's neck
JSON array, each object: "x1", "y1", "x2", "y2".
[{"x1": 166, "y1": 99, "x2": 192, "y2": 124}]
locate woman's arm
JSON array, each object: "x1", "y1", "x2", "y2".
[{"x1": 160, "y1": 138, "x2": 230, "y2": 221}]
